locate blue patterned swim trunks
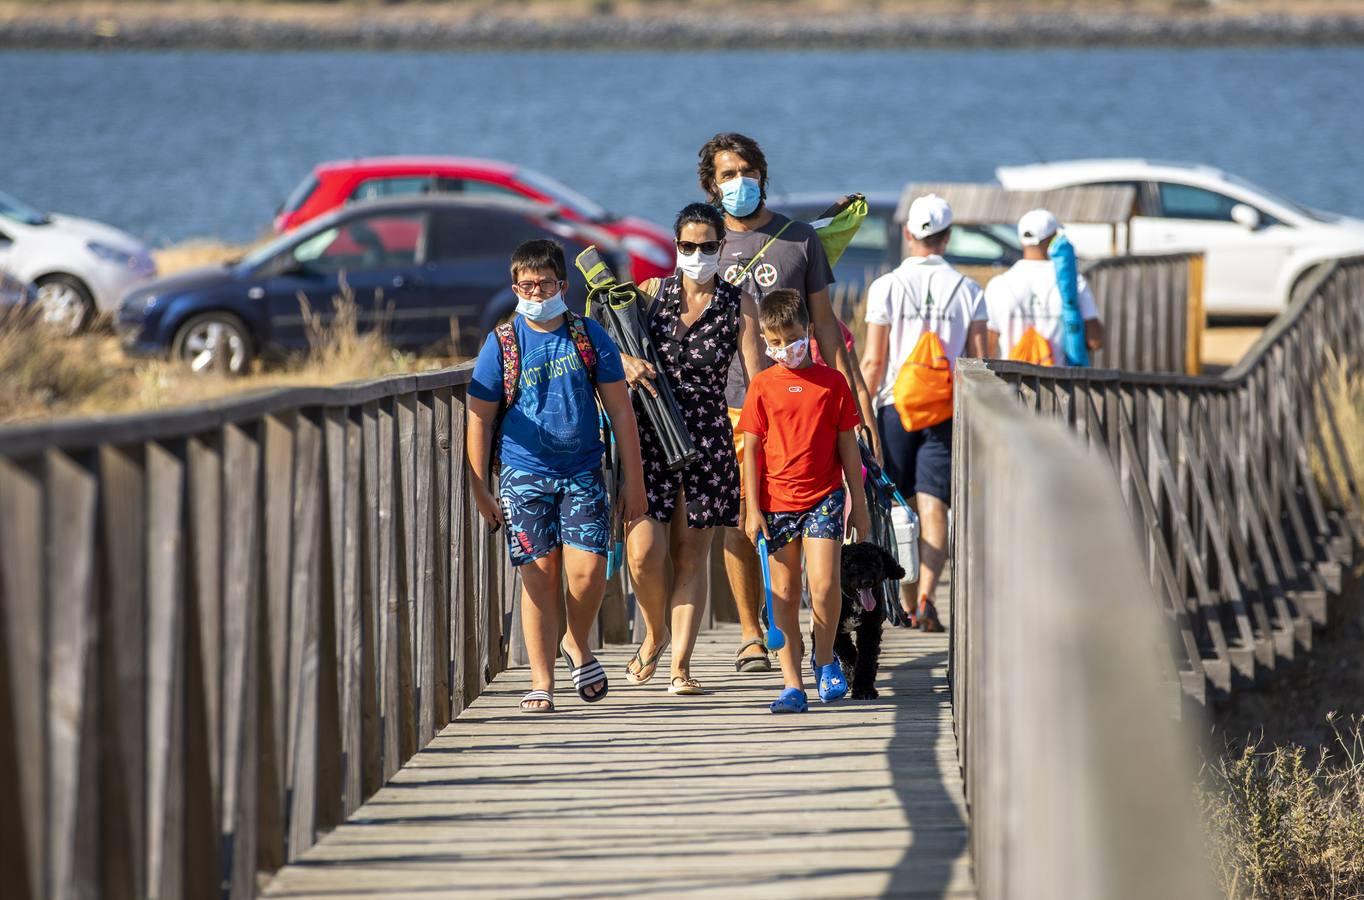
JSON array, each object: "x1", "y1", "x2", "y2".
[
  {"x1": 497, "y1": 466, "x2": 610, "y2": 567},
  {"x1": 764, "y1": 488, "x2": 846, "y2": 553}
]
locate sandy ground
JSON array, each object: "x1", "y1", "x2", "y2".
[{"x1": 1201, "y1": 325, "x2": 1265, "y2": 371}]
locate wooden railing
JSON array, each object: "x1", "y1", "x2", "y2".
[
  {"x1": 951, "y1": 364, "x2": 1213, "y2": 899},
  {"x1": 0, "y1": 368, "x2": 565, "y2": 900},
  {"x1": 1084, "y1": 252, "x2": 1203, "y2": 375},
  {"x1": 955, "y1": 256, "x2": 1364, "y2": 707}
]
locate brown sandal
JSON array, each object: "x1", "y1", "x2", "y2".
[{"x1": 735, "y1": 638, "x2": 772, "y2": 673}]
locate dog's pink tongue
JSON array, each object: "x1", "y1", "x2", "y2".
[{"x1": 858, "y1": 588, "x2": 877, "y2": 612}]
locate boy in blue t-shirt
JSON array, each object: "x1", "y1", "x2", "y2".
[{"x1": 467, "y1": 240, "x2": 645, "y2": 714}]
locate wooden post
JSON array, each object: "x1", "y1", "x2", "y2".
[{"x1": 1186, "y1": 253, "x2": 1205, "y2": 375}]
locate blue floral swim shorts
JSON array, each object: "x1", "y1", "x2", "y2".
[
  {"x1": 497, "y1": 466, "x2": 610, "y2": 567},
  {"x1": 764, "y1": 488, "x2": 846, "y2": 553}
]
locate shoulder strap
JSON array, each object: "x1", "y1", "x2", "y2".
[
  {"x1": 736, "y1": 219, "x2": 794, "y2": 283},
  {"x1": 495, "y1": 321, "x2": 520, "y2": 411},
  {"x1": 565, "y1": 312, "x2": 599, "y2": 385}
]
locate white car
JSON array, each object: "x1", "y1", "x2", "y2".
[
  {"x1": 0, "y1": 190, "x2": 156, "y2": 333},
  {"x1": 996, "y1": 159, "x2": 1364, "y2": 315}
]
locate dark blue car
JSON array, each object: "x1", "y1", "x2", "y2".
[{"x1": 117, "y1": 195, "x2": 627, "y2": 374}]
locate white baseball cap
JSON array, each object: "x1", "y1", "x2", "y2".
[
  {"x1": 906, "y1": 194, "x2": 953, "y2": 240},
  {"x1": 1017, "y1": 208, "x2": 1059, "y2": 246}
]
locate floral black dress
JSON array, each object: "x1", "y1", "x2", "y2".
[{"x1": 636, "y1": 274, "x2": 742, "y2": 528}]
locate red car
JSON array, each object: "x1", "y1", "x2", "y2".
[{"x1": 274, "y1": 156, "x2": 675, "y2": 282}]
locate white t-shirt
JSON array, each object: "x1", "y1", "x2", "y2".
[
  {"x1": 984, "y1": 259, "x2": 1100, "y2": 364},
  {"x1": 863, "y1": 255, "x2": 987, "y2": 411}
]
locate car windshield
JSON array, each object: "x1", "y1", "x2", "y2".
[
  {"x1": 515, "y1": 168, "x2": 610, "y2": 222},
  {"x1": 0, "y1": 190, "x2": 51, "y2": 226},
  {"x1": 239, "y1": 228, "x2": 306, "y2": 270},
  {"x1": 1219, "y1": 173, "x2": 1329, "y2": 223}
]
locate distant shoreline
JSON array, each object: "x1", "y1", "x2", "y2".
[{"x1": 5, "y1": 6, "x2": 1364, "y2": 50}]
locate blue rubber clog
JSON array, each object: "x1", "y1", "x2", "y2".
[
  {"x1": 769, "y1": 687, "x2": 809, "y2": 714},
  {"x1": 818, "y1": 662, "x2": 848, "y2": 703}
]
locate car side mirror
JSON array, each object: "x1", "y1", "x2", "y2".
[{"x1": 1231, "y1": 203, "x2": 1261, "y2": 230}]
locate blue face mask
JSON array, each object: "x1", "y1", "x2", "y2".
[
  {"x1": 517, "y1": 291, "x2": 567, "y2": 322},
  {"x1": 719, "y1": 176, "x2": 762, "y2": 218}
]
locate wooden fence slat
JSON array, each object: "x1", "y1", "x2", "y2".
[
  {"x1": 431, "y1": 388, "x2": 453, "y2": 727},
  {"x1": 219, "y1": 423, "x2": 261, "y2": 900},
  {"x1": 44, "y1": 449, "x2": 101, "y2": 899},
  {"x1": 414, "y1": 393, "x2": 435, "y2": 747},
  {"x1": 256, "y1": 413, "x2": 294, "y2": 875},
  {"x1": 285, "y1": 413, "x2": 323, "y2": 861},
  {"x1": 0, "y1": 458, "x2": 44, "y2": 900},
  {"x1": 95, "y1": 444, "x2": 148, "y2": 900},
  {"x1": 145, "y1": 441, "x2": 187, "y2": 900},
  {"x1": 377, "y1": 399, "x2": 400, "y2": 781},
  {"x1": 359, "y1": 402, "x2": 383, "y2": 798}
]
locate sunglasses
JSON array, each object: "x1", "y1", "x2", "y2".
[{"x1": 676, "y1": 240, "x2": 722, "y2": 255}]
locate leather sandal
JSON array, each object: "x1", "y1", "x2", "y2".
[{"x1": 735, "y1": 638, "x2": 772, "y2": 673}]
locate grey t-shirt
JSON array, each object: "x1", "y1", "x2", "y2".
[{"x1": 721, "y1": 211, "x2": 835, "y2": 408}]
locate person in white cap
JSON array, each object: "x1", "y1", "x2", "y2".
[
  {"x1": 985, "y1": 208, "x2": 1105, "y2": 364},
  {"x1": 860, "y1": 194, "x2": 988, "y2": 632}
]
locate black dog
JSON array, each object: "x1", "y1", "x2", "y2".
[{"x1": 809, "y1": 541, "x2": 905, "y2": 700}]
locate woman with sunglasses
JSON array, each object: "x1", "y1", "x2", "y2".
[{"x1": 620, "y1": 202, "x2": 764, "y2": 695}]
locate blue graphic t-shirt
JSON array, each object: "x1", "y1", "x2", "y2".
[{"x1": 469, "y1": 316, "x2": 625, "y2": 477}]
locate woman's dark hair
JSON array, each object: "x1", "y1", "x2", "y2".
[
  {"x1": 697, "y1": 132, "x2": 768, "y2": 204},
  {"x1": 673, "y1": 202, "x2": 726, "y2": 240},
  {"x1": 509, "y1": 238, "x2": 566, "y2": 281}
]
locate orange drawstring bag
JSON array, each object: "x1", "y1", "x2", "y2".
[
  {"x1": 892, "y1": 331, "x2": 954, "y2": 432},
  {"x1": 1009, "y1": 326, "x2": 1055, "y2": 367}
]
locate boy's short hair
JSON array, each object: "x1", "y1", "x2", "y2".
[
  {"x1": 758, "y1": 289, "x2": 808, "y2": 332},
  {"x1": 510, "y1": 239, "x2": 567, "y2": 282}
]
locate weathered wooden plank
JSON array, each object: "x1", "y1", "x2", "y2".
[
  {"x1": 448, "y1": 390, "x2": 470, "y2": 718},
  {"x1": 431, "y1": 388, "x2": 453, "y2": 728},
  {"x1": 257, "y1": 412, "x2": 295, "y2": 874},
  {"x1": 96, "y1": 444, "x2": 148, "y2": 900},
  {"x1": 286, "y1": 412, "x2": 324, "y2": 861},
  {"x1": 394, "y1": 393, "x2": 418, "y2": 763},
  {"x1": 414, "y1": 392, "x2": 436, "y2": 747},
  {"x1": 145, "y1": 441, "x2": 188, "y2": 900},
  {"x1": 0, "y1": 458, "x2": 44, "y2": 900},
  {"x1": 43, "y1": 449, "x2": 100, "y2": 900},
  {"x1": 328, "y1": 407, "x2": 364, "y2": 816},
  {"x1": 184, "y1": 434, "x2": 224, "y2": 896},
  {"x1": 377, "y1": 398, "x2": 401, "y2": 781},
  {"x1": 219, "y1": 423, "x2": 261, "y2": 900},
  {"x1": 359, "y1": 402, "x2": 383, "y2": 799}
]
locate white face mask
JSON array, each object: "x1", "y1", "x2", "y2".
[
  {"x1": 765, "y1": 335, "x2": 809, "y2": 369},
  {"x1": 676, "y1": 247, "x2": 720, "y2": 282},
  {"x1": 517, "y1": 291, "x2": 567, "y2": 322}
]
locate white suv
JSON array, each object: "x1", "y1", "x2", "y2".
[
  {"x1": 0, "y1": 190, "x2": 156, "y2": 333},
  {"x1": 996, "y1": 159, "x2": 1364, "y2": 315}
]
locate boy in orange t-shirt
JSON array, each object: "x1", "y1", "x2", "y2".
[{"x1": 739, "y1": 289, "x2": 871, "y2": 712}]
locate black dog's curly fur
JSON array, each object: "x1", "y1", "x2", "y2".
[{"x1": 811, "y1": 542, "x2": 905, "y2": 699}]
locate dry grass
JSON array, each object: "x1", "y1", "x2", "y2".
[
  {"x1": 0, "y1": 282, "x2": 458, "y2": 425},
  {"x1": 1311, "y1": 355, "x2": 1364, "y2": 505},
  {"x1": 152, "y1": 238, "x2": 257, "y2": 275},
  {"x1": 1201, "y1": 716, "x2": 1364, "y2": 900}
]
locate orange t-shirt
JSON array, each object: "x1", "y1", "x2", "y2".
[{"x1": 737, "y1": 363, "x2": 861, "y2": 513}]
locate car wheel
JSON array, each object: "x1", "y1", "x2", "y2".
[
  {"x1": 172, "y1": 312, "x2": 254, "y2": 376},
  {"x1": 34, "y1": 274, "x2": 95, "y2": 336}
]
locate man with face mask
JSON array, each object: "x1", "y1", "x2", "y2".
[{"x1": 694, "y1": 132, "x2": 877, "y2": 675}]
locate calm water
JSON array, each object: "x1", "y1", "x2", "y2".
[{"x1": 3, "y1": 48, "x2": 1363, "y2": 245}]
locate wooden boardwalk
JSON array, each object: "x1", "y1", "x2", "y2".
[{"x1": 263, "y1": 616, "x2": 973, "y2": 899}]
